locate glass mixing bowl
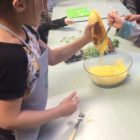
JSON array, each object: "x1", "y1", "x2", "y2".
[{"x1": 83, "y1": 51, "x2": 133, "y2": 87}]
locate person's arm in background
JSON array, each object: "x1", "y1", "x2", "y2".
[
  {"x1": 125, "y1": 14, "x2": 140, "y2": 23},
  {"x1": 50, "y1": 17, "x2": 73, "y2": 29},
  {"x1": 107, "y1": 11, "x2": 140, "y2": 46},
  {"x1": 116, "y1": 21, "x2": 140, "y2": 46},
  {"x1": 38, "y1": 17, "x2": 73, "y2": 43}
]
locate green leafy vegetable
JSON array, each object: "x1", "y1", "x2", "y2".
[
  {"x1": 82, "y1": 45, "x2": 99, "y2": 59},
  {"x1": 82, "y1": 38, "x2": 120, "y2": 59},
  {"x1": 112, "y1": 39, "x2": 120, "y2": 48}
]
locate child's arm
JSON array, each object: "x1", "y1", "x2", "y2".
[
  {"x1": 39, "y1": 24, "x2": 94, "y2": 65},
  {"x1": 108, "y1": 11, "x2": 140, "y2": 46},
  {"x1": 0, "y1": 92, "x2": 79, "y2": 130},
  {"x1": 125, "y1": 14, "x2": 140, "y2": 22},
  {"x1": 39, "y1": 17, "x2": 73, "y2": 31},
  {"x1": 50, "y1": 17, "x2": 73, "y2": 29},
  {"x1": 116, "y1": 21, "x2": 140, "y2": 44},
  {"x1": 37, "y1": 17, "x2": 74, "y2": 43}
]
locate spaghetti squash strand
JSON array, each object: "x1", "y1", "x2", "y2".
[{"x1": 88, "y1": 9, "x2": 109, "y2": 55}]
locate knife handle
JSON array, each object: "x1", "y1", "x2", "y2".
[{"x1": 68, "y1": 128, "x2": 77, "y2": 140}]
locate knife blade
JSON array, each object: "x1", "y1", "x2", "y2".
[{"x1": 74, "y1": 15, "x2": 125, "y2": 23}]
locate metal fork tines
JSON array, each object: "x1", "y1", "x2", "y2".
[
  {"x1": 75, "y1": 113, "x2": 84, "y2": 129},
  {"x1": 68, "y1": 112, "x2": 85, "y2": 140}
]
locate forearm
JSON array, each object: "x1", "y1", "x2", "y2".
[
  {"x1": 116, "y1": 21, "x2": 140, "y2": 44},
  {"x1": 50, "y1": 35, "x2": 89, "y2": 65},
  {"x1": 38, "y1": 24, "x2": 93, "y2": 65},
  {"x1": 1, "y1": 107, "x2": 62, "y2": 130}
]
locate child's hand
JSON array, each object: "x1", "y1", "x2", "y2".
[
  {"x1": 82, "y1": 23, "x2": 98, "y2": 44},
  {"x1": 107, "y1": 11, "x2": 125, "y2": 29},
  {"x1": 58, "y1": 92, "x2": 80, "y2": 117},
  {"x1": 125, "y1": 14, "x2": 140, "y2": 22},
  {"x1": 64, "y1": 18, "x2": 74, "y2": 25}
]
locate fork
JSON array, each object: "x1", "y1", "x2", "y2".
[
  {"x1": 68, "y1": 112, "x2": 85, "y2": 140},
  {"x1": 99, "y1": 24, "x2": 112, "y2": 45},
  {"x1": 100, "y1": 20, "x2": 115, "y2": 45}
]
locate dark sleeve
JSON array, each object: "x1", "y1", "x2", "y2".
[
  {"x1": 135, "y1": 0, "x2": 140, "y2": 14},
  {"x1": 38, "y1": 23, "x2": 49, "y2": 43},
  {"x1": 37, "y1": 17, "x2": 67, "y2": 43},
  {"x1": 0, "y1": 46, "x2": 27, "y2": 100},
  {"x1": 51, "y1": 17, "x2": 67, "y2": 29}
]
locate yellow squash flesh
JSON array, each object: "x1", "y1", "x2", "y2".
[{"x1": 88, "y1": 9, "x2": 109, "y2": 55}]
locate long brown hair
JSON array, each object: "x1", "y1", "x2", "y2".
[
  {"x1": 0, "y1": 0, "x2": 13, "y2": 14},
  {"x1": 40, "y1": 0, "x2": 51, "y2": 24}
]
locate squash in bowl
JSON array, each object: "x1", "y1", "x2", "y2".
[{"x1": 83, "y1": 51, "x2": 133, "y2": 87}]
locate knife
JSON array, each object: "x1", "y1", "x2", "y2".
[
  {"x1": 73, "y1": 17, "x2": 106, "y2": 23},
  {"x1": 68, "y1": 112, "x2": 84, "y2": 140}
]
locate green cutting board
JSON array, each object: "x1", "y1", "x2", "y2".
[{"x1": 66, "y1": 7, "x2": 90, "y2": 18}]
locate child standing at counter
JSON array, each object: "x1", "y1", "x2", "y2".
[
  {"x1": 107, "y1": 11, "x2": 140, "y2": 46},
  {"x1": 0, "y1": 0, "x2": 95, "y2": 140}
]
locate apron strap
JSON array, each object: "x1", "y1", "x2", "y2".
[{"x1": 0, "y1": 24, "x2": 37, "y2": 57}]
